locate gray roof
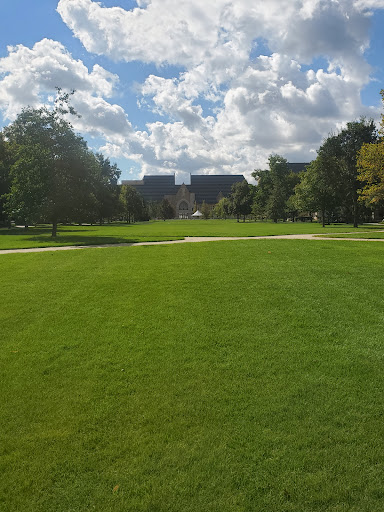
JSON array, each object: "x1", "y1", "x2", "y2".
[
  {"x1": 122, "y1": 174, "x2": 245, "y2": 203},
  {"x1": 288, "y1": 163, "x2": 310, "y2": 173}
]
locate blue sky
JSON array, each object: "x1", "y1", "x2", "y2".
[{"x1": 0, "y1": 0, "x2": 383, "y2": 182}]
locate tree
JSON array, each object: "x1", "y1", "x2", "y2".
[
  {"x1": 251, "y1": 169, "x2": 273, "y2": 220},
  {"x1": 94, "y1": 153, "x2": 121, "y2": 225},
  {"x1": 159, "y1": 198, "x2": 175, "y2": 220},
  {"x1": 357, "y1": 141, "x2": 384, "y2": 206},
  {"x1": 357, "y1": 90, "x2": 384, "y2": 207},
  {"x1": 200, "y1": 200, "x2": 211, "y2": 220},
  {"x1": 319, "y1": 118, "x2": 378, "y2": 226},
  {"x1": 265, "y1": 155, "x2": 290, "y2": 222},
  {"x1": 0, "y1": 132, "x2": 12, "y2": 226},
  {"x1": 3, "y1": 92, "x2": 97, "y2": 236},
  {"x1": 229, "y1": 180, "x2": 253, "y2": 222},
  {"x1": 119, "y1": 185, "x2": 145, "y2": 223},
  {"x1": 293, "y1": 155, "x2": 340, "y2": 227},
  {"x1": 214, "y1": 197, "x2": 230, "y2": 219}
]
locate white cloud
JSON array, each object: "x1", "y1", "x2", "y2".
[
  {"x1": 0, "y1": 38, "x2": 132, "y2": 143},
  {"x1": 3, "y1": 1, "x2": 384, "y2": 179}
]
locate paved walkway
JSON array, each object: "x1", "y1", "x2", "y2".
[{"x1": 1, "y1": 232, "x2": 384, "y2": 254}]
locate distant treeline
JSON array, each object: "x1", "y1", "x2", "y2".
[{"x1": 1, "y1": 91, "x2": 384, "y2": 234}]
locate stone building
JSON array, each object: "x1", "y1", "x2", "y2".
[{"x1": 121, "y1": 174, "x2": 245, "y2": 219}]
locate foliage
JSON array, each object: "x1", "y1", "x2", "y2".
[
  {"x1": 229, "y1": 180, "x2": 253, "y2": 221},
  {"x1": 251, "y1": 169, "x2": 273, "y2": 219},
  {"x1": 200, "y1": 200, "x2": 211, "y2": 220},
  {"x1": 159, "y1": 198, "x2": 175, "y2": 220},
  {"x1": 357, "y1": 90, "x2": 384, "y2": 206},
  {"x1": 94, "y1": 153, "x2": 121, "y2": 224},
  {"x1": 119, "y1": 185, "x2": 146, "y2": 223},
  {"x1": 319, "y1": 118, "x2": 378, "y2": 226},
  {"x1": 3, "y1": 92, "x2": 98, "y2": 236},
  {"x1": 0, "y1": 132, "x2": 12, "y2": 225},
  {"x1": 252, "y1": 156, "x2": 299, "y2": 222},
  {"x1": 213, "y1": 197, "x2": 231, "y2": 219},
  {"x1": 293, "y1": 155, "x2": 341, "y2": 227}
]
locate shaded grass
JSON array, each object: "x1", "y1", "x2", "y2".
[
  {"x1": 1, "y1": 240, "x2": 384, "y2": 511},
  {"x1": 0, "y1": 220, "x2": 383, "y2": 250},
  {"x1": 0, "y1": 224, "x2": 183, "y2": 250}
]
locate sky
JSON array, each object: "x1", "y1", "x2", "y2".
[{"x1": 0, "y1": 0, "x2": 383, "y2": 184}]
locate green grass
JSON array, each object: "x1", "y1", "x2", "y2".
[
  {"x1": 1, "y1": 220, "x2": 383, "y2": 250},
  {"x1": 317, "y1": 231, "x2": 384, "y2": 239},
  {"x1": 1, "y1": 240, "x2": 384, "y2": 511}
]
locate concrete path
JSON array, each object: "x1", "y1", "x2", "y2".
[{"x1": 1, "y1": 231, "x2": 384, "y2": 254}]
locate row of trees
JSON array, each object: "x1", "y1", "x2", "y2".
[
  {"x1": 213, "y1": 94, "x2": 384, "y2": 226},
  {"x1": 2, "y1": 90, "x2": 384, "y2": 230}
]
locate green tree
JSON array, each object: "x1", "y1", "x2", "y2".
[
  {"x1": 214, "y1": 197, "x2": 230, "y2": 219},
  {"x1": 0, "y1": 132, "x2": 12, "y2": 226},
  {"x1": 357, "y1": 91, "x2": 384, "y2": 207},
  {"x1": 229, "y1": 180, "x2": 253, "y2": 222},
  {"x1": 119, "y1": 185, "x2": 145, "y2": 223},
  {"x1": 4, "y1": 93, "x2": 97, "y2": 236},
  {"x1": 319, "y1": 118, "x2": 378, "y2": 226},
  {"x1": 266, "y1": 155, "x2": 290, "y2": 222},
  {"x1": 94, "y1": 153, "x2": 121, "y2": 225},
  {"x1": 293, "y1": 155, "x2": 340, "y2": 227},
  {"x1": 159, "y1": 198, "x2": 175, "y2": 220},
  {"x1": 251, "y1": 169, "x2": 273, "y2": 220},
  {"x1": 200, "y1": 200, "x2": 211, "y2": 220}
]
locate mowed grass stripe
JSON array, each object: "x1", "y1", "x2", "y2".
[
  {"x1": 1, "y1": 240, "x2": 384, "y2": 511},
  {"x1": 1, "y1": 220, "x2": 383, "y2": 250}
]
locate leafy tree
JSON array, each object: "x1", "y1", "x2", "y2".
[
  {"x1": 293, "y1": 155, "x2": 340, "y2": 227},
  {"x1": 214, "y1": 197, "x2": 230, "y2": 219},
  {"x1": 200, "y1": 200, "x2": 211, "y2": 220},
  {"x1": 94, "y1": 153, "x2": 121, "y2": 225},
  {"x1": 357, "y1": 141, "x2": 384, "y2": 206},
  {"x1": 286, "y1": 170, "x2": 302, "y2": 221},
  {"x1": 0, "y1": 132, "x2": 12, "y2": 226},
  {"x1": 265, "y1": 155, "x2": 290, "y2": 222},
  {"x1": 119, "y1": 185, "x2": 145, "y2": 223},
  {"x1": 3, "y1": 92, "x2": 97, "y2": 236},
  {"x1": 319, "y1": 118, "x2": 378, "y2": 226},
  {"x1": 159, "y1": 198, "x2": 175, "y2": 220},
  {"x1": 357, "y1": 91, "x2": 384, "y2": 207},
  {"x1": 229, "y1": 180, "x2": 253, "y2": 222},
  {"x1": 251, "y1": 169, "x2": 273, "y2": 220}
]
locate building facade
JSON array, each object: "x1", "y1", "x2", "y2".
[{"x1": 121, "y1": 174, "x2": 245, "y2": 219}]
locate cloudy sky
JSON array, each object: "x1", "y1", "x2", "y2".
[{"x1": 1, "y1": 0, "x2": 384, "y2": 182}]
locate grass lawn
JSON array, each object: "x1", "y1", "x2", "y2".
[
  {"x1": 0, "y1": 220, "x2": 383, "y2": 250},
  {"x1": 317, "y1": 231, "x2": 384, "y2": 239},
  {"x1": 1, "y1": 240, "x2": 384, "y2": 511}
]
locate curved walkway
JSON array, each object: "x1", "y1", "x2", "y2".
[{"x1": 1, "y1": 232, "x2": 384, "y2": 254}]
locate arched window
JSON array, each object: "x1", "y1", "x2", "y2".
[{"x1": 179, "y1": 201, "x2": 189, "y2": 211}]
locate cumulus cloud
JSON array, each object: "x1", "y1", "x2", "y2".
[
  {"x1": 54, "y1": 0, "x2": 384, "y2": 177},
  {"x1": 3, "y1": 0, "x2": 384, "y2": 179},
  {"x1": 0, "y1": 38, "x2": 131, "y2": 142}
]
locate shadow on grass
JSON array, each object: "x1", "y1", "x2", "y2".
[{"x1": 24, "y1": 235, "x2": 137, "y2": 246}]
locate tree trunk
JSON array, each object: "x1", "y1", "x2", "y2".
[
  {"x1": 322, "y1": 209, "x2": 325, "y2": 228},
  {"x1": 353, "y1": 191, "x2": 358, "y2": 228},
  {"x1": 52, "y1": 220, "x2": 58, "y2": 237}
]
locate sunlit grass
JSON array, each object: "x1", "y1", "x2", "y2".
[
  {"x1": 1, "y1": 240, "x2": 384, "y2": 511},
  {"x1": 0, "y1": 220, "x2": 382, "y2": 250}
]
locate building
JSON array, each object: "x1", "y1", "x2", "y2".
[{"x1": 121, "y1": 174, "x2": 245, "y2": 219}]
